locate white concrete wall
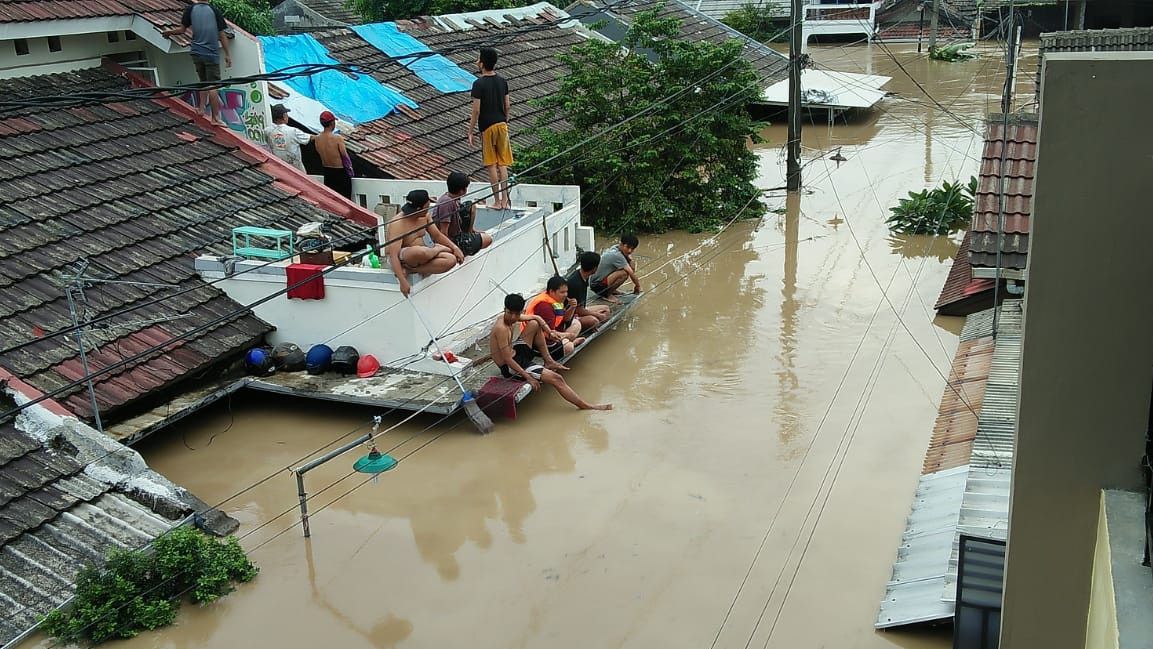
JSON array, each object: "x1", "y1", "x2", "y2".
[
  {"x1": 197, "y1": 203, "x2": 585, "y2": 367},
  {"x1": 0, "y1": 30, "x2": 155, "y2": 77}
]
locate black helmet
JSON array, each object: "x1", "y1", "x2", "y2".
[
  {"x1": 331, "y1": 346, "x2": 361, "y2": 375},
  {"x1": 272, "y1": 343, "x2": 302, "y2": 369}
]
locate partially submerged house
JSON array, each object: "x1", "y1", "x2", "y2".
[
  {"x1": 873, "y1": 0, "x2": 973, "y2": 42},
  {"x1": 569, "y1": 0, "x2": 890, "y2": 111},
  {"x1": 934, "y1": 113, "x2": 1036, "y2": 317},
  {"x1": 0, "y1": 374, "x2": 230, "y2": 647},
  {"x1": 0, "y1": 65, "x2": 374, "y2": 443}
]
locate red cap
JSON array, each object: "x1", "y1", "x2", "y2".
[{"x1": 319, "y1": 110, "x2": 336, "y2": 124}]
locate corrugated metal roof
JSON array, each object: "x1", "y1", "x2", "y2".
[
  {"x1": 877, "y1": 300, "x2": 1022, "y2": 629},
  {"x1": 921, "y1": 336, "x2": 993, "y2": 475},
  {"x1": 934, "y1": 231, "x2": 996, "y2": 315},
  {"x1": 968, "y1": 114, "x2": 1037, "y2": 272}
]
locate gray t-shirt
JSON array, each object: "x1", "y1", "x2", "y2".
[
  {"x1": 591, "y1": 245, "x2": 629, "y2": 285},
  {"x1": 181, "y1": 3, "x2": 226, "y2": 61}
]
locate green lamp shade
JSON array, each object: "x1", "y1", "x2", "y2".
[{"x1": 353, "y1": 448, "x2": 397, "y2": 474}]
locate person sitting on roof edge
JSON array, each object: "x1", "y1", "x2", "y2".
[
  {"x1": 160, "y1": 0, "x2": 231, "y2": 127},
  {"x1": 590, "y1": 234, "x2": 642, "y2": 303},
  {"x1": 468, "y1": 47, "x2": 513, "y2": 211},
  {"x1": 567, "y1": 251, "x2": 611, "y2": 331},
  {"x1": 491, "y1": 293, "x2": 611, "y2": 411},
  {"x1": 264, "y1": 104, "x2": 314, "y2": 172},
  {"x1": 433, "y1": 171, "x2": 493, "y2": 257},
  {"x1": 315, "y1": 110, "x2": 353, "y2": 199},
  {"x1": 386, "y1": 189, "x2": 464, "y2": 297},
  {"x1": 524, "y1": 276, "x2": 585, "y2": 360}
]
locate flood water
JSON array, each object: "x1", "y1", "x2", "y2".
[{"x1": 36, "y1": 42, "x2": 1026, "y2": 649}]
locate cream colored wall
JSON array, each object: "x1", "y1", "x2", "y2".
[
  {"x1": 1084, "y1": 492, "x2": 1119, "y2": 649},
  {"x1": 0, "y1": 31, "x2": 152, "y2": 77}
]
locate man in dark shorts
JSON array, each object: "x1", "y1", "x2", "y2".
[
  {"x1": 467, "y1": 47, "x2": 513, "y2": 210},
  {"x1": 315, "y1": 110, "x2": 352, "y2": 199},
  {"x1": 590, "y1": 234, "x2": 642, "y2": 302},
  {"x1": 433, "y1": 171, "x2": 493, "y2": 256},
  {"x1": 162, "y1": 0, "x2": 231, "y2": 126},
  {"x1": 490, "y1": 294, "x2": 610, "y2": 411},
  {"x1": 567, "y1": 251, "x2": 611, "y2": 331}
]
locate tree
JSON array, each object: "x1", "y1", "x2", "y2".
[
  {"x1": 348, "y1": 0, "x2": 534, "y2": 21},
  {"x1": 722, "y1": 3, "x2": 790, "y2": 43},
  {"x1": 214, "y1": 0, "x2": 275, "y2": 35},
  {"x1": 517, "y1": 8, "x2": 765, "y2": 233}
]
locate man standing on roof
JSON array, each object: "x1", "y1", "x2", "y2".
[
  {"x1": 468, "y1": 47, "x2": 513, "y2": 211},
  {"x1": 264, "y1": 104, "x2": 314, "y2": 172},
  {"x1": 315, "y1": 110, "x2": 353, "y2": 199},
  {"x1": 161, "y1": 0, "x2": 231, "y2": 127}
]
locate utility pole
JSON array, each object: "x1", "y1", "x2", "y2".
[
  {"x1": 917, "y1": 3, "x2": 926, "y2": 52},
  {"x1": 992, "y1": 7, "x2": 1018, "y2": 338},
  {"x1": 786, "y1": 0, "x2": 803, "y2": 192},
  {"x1": 927, "y1": 0, "x2": 941, "y2": 50}
]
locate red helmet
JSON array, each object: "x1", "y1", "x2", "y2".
[{"x1": 356, "y1": 354, "x2": 380, "y2": 379}]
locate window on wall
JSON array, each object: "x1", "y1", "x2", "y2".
[
  {"x1": 13, "y1": 39, "x2": 29, "y2": 56},
  {"x1": 47, "y1": 36, "x2": 62, "y2": 52},
  {"x1": 107, "y1": 31, "x2": 119, "y2": 43},
  {"x1": 125, "y1": 31, "x2": 136, "y2": 41}
]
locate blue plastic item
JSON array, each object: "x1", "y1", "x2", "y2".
[
  {"x1": 305, "y1": 344, "x2": 334, "y2": 375},
  {"x1": 351, "y1": 23, "x2": 475, "y2": 94},
  {"x1": 259, "y1": 34, "x2": 417, "y2": 124},
  {"x1": 232, "y1": 226, "x2": 294, "y2": 260}
]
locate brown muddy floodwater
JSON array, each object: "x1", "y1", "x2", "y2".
[{"x1": 33, "y1": 43, "x2": 1025, "y2": 649}]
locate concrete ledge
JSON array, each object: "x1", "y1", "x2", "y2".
[{"x1": 1103, "y1": 490, "x2": 1153, "y2": 649}]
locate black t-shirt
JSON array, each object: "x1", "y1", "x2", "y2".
[
  {"x1": 567, "y1": 269, "x2": 590, "y2": 307},
  {"x1": 471, "y1": 74, "x2": 509, "y2": 133}
]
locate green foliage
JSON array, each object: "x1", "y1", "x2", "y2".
[
  {"x1": 41, "y1": 527, "x2": 258, "y2": 646},
  {"x1": 886, "y1": 177, "x2": 978, "y2": 235},
  {"x1": 929, "y1": 42, "x2": 978, "y2": 62},
  {"x1": 213, "y1": 0, "x2": 275, "y2": 36},
  {"x1": 518, "y1": 7, "x2": 765, "y2": 232},
  {"x1": 348, "y1": 0, "x2": 533, "y2": 21},
  {"x1": 721, "y1": 4, "x2": 790, "y2": 43}
]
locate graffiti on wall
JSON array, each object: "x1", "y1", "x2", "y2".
[{"x1": 182, "y1": 82, "x2": 269, "y2": 144}]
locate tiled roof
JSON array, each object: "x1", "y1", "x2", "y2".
[
  {"x1": 0, "y1": 66, "x2": 369, "y2": 423},
  {"x1": 1039, "y1": 26, "x2": 1153, "y2": 53},
  {"x1": 0, "y1": 0, "x2": 194, "y2": 46},
  {"x1": 875, "y1": 23, "x2": 971, "y2": 42},
  {"x1": 969, "y1": 114, "x2": 1036, "y2": 270},
  {"x1": 0, "y1": 419, "x2": 181, "y2": 645},
  {"x1": 569, "y1": 0, "x2": 790, "y2": 88},
  {"x1": 313, "y1": 12, "x2": 592, "y2": 179},
  {"x1": 300, "y1": 0, "x2": 363, "y2": 25}
]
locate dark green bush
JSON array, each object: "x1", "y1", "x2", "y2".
[{"x1": 886, "y1": 177, "x2": 978, "y2": 235}]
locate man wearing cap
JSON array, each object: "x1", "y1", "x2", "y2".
[
  {"x1": 264, "y1": 104, "x2": 314, "y2": 172},
  {"x1": 315, "y1": 110, "x2": 353, "y2": 199},
  {"x1": 385, "y1": 189, "x2": 465, "y2": 297},
  {"x1": 161, "y1": 0, "x2": 231, "y2": 126}
]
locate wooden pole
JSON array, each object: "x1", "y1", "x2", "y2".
[
  {"x1": 918, "y1": 3, "x2": 926, "y2": 52},
  {"x1": 786, "y1": 0, "x2": 803, "y2": 192}
]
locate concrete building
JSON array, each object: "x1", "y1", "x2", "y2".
[{"x1": 999, "y1": 50, "x2": 1153, "y2": 649}]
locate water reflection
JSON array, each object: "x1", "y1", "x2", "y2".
[{"x1": 888, "y1": 233, "x2": 962, "y2": 261}]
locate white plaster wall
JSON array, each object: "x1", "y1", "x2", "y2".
[
  {"x1": 0, "y1": 30, "x2": 154, "y2": 77},
  {"x1": 198, "y1": 204, "x2": 583, "y2": 366}
]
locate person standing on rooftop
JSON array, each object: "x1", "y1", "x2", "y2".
[
  {"x1": 468, "y1": 47, "x2": 513, "y2": 210},
  {"x1": 264, "y1": 104, "x2": 314, "y2": 172},
  {"x1": 161, "y1": 0, "x2": 231, "y2": 126},
  {"x1": 315, "y1": 110, "x2": 353, "y2": 199}
]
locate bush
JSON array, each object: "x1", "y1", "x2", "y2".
[
  {"x1": 214, "y1": 0, "x2": 275, "y2": 36},
  {"x1": 348, "y1": 0, "x2": 535, "y2": 21},
  {"x1": 722, "y1": 3, "x2": 790, "y2": 43},
  {"x1": 41, "y1": 527, "x2": 258, "y2": 646},
  {"x1": 519, "y1": 7, "x2": 765, "y2": 232},
  {"x1": 886, "y1": 177, "x2": 978, "y2": 235},
  {"x1": 929, "y1": 42, "x2": 978, "y2": 62}
]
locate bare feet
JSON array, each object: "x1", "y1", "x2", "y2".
[
  {"x1": 603, "y1": 294, "x2": 621, "y2": 304},
  {"x1": 573, "y1": 336, "x2": 586, "y2": 346},
  {"x1": 211, "y1": 118, "x2": 227, "y2": 127},
  {"x1": 586, "y1": 403, "x2": 612, "y2": 411}
]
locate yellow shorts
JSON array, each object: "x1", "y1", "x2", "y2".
[{"x1": 481, "y1": 122, "x2": 513, "y2": 167}]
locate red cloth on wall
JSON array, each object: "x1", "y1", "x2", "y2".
[{"x1": 286, "y1": 263, "x2": 326, "y2": 300}]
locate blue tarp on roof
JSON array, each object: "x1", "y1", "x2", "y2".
[
  {"x1": 259, "y1": 34, "x2": 417, "y2": 125},
  {"x1": 351, "y1": 23, "x2": 476, "y2": 94}
]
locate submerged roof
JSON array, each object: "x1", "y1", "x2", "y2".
[
  {"x1": 568, "y1": 0, "x2": 790, "y2": 88},
  {"x1": 1039, "y1": 26, "x2": 1153, "y2": 54},
  {"x1": 312, "y1": 4, "x2": 593, "y2": 179},
  {"x1": 877, "y1": 300, "x2": 1021, "y2": 630},
  {"x1": 0, "y1": 66, "x2": 369, "y2": 426},
  {"x1": 934, "y1": 232, "x2": 995, "y2": 315},
  {"x1": 0, "y1": 377, "x2": 202, "y2": 646},
  {"x1": 969, "y1": 114, "x2": 1037, "y2": 271}
]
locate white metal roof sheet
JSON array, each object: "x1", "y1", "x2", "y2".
[{"x1": 760, "y1": 69, "x2": 890, "y2": 109}]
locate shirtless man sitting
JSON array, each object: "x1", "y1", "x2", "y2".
[
  {"x1": 386, "y1": 189, "x2": 465, "y2": 296},
  {"x1": 491, "y1": 293, "x2": 611, "y2": 411}
]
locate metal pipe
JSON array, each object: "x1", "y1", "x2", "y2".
[
  {"x1": 65, "y1": 286, "x2": 103, "y2": 435},
  {"x1": 293, "y1": 432, "x2": 373, "y2": 538}
]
